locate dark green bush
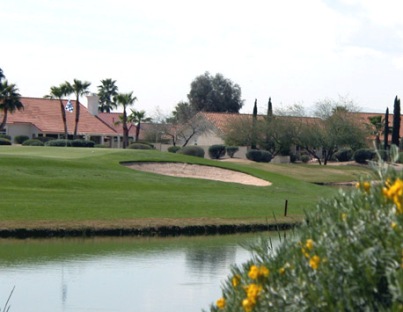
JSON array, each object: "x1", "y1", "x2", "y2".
[
  {"x1": 14, "y1": 135, "x2": 30, "y2": 144},
  {"x1": 208, "y1": 144, "x2": 226, "y2": 159},
  {"x1": 177, "y1": 146, "x2": 205, "y2": 158},
  {"x1": 45, "y1": 139, "x2": 72, "y2": 147},
  {"x1": 0, "y1": 138, "x2": 11, "y2": 145},
  {"x1": 398, "y1": 152, "x2": 403, "y2": 164},
  {"x1": 301, "y1": 155, "x2": 310, "y2": 163},
  {"x1": 246, "y1": 149, "x2": 272, "y2": 163},
  {"x1": 354, "y1": 148, "x2": 376, "y2": 164},
  {"x1": 168, "y1": 146, "x2": 181, "y2": 153},
  {"x1": 289, "y1": 152, "x2": 297, "y2": 163},
  {"x1": 334, "y1": 148, "x2": 353, "y2": 162},
  {"x1": 0, "y1": 134, "x2": 11, "y2": 141},
  {"x1": 127, "y1": 143, "x2": 153, "y2": 149},
  {"x1": 71, "y1": 139, "x2": 95, "y2": 147},
  {"x1": 226, "y1": 146, "x2": 239, "y2": 158},
  {"x1": 22, "y1": 139, "x2": 44, "y2": 146}
]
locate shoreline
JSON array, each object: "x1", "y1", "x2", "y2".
[{"x1": 0, "y1": 219, "x2": 301, "y2": 239}]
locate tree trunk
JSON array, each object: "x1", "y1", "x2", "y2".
[
  {"x1": 0, "y1": 108, "x2": 8, "y2": 131},
  {"x1": 74, "y1": 98, "x2": 80, "y2": 139},
  {"x1": 59, "y1": 100, "x2": 68, "y2": 138}
]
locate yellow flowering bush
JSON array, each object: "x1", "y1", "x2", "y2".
[{"x1": 207, "y1": 146, "x2": 403, "y2": 312}]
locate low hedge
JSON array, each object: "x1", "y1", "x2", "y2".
[
  {"x1": 354, "y1": 148, "x2": 376, "y2": 164},
  {"x1": 22, "y1": 139, "x2": 44, "y2": 146},
  {"x1": 208, "y1": 144, "x2": 226, "y2": 159},
  {"x1": 177, "y1": 146, "x2": 205, "y2": 158},
  {"x1": 14, "y1": 135, "x2": 30, "y2": 144},
  {"x1": 246, "y1": 149, "x2": 272, "y2": 163},
  {"x1": 71, "y1": 139, "x2": 95, "y2": 148},
  {"x1": 334, "y1": 148, "x2": 353, "y2": 162},
  {"x1": 45, "y1": 139, "x2": 72, "y2": 147},
  {"x1": 0, "y1": 138, "x2": 11, "y2": 145},
  {"x1": 226, "y1": 146, "x2": 239, "y2": 158},
  {"x1": 0, "y1": 134, "x2": 11, "y2": 141},
  {"x1": 168, "y1": 146, "x2": 181, "y2": 153},
  {"x1": 127, "y1": 143, "x2": 154, "y2": 150}
]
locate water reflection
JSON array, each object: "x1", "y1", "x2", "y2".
[{"x1": 0, "y1": 233, "x2": 282, "y2": 312}]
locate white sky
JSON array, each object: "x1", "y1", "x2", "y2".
[{"x1": 2, "y1": 0, "x2": 403, "y2": 117}]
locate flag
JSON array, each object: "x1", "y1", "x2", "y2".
[{"x1": 65, "y1": 100, "x2": 73, "y2": 112}]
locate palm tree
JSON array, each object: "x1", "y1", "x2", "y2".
[
  {"x1": 0, "y1": 80, "x2": 24, "y2": 131},
  {"x1": 128, "y1": 109, "x2": 151, "y2": 142},
  {"x1": 115, "y1": 92, "x2": 137, "y2": 148},
  {"x1": 97, "y1": 79, "x2": 118, "y2": 113},
  {"x1": 66, "y1": 79, "x2": 91, "y2": 139},
  {"x1": 44, "y1": 83, "x2": 73, "y2": 139}
]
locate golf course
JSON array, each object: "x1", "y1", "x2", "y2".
[{"x1": 0, "y1": 146, "x2": 374, "y2": 236}]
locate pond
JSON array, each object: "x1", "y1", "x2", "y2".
[{"x1": 0, "y1": 232, "x2": 285, "y2": 312}]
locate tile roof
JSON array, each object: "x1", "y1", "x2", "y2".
[{"x1": 6, "y1": 97, "x2": 117, "y2": 135}]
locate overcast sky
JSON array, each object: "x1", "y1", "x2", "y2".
[{"x1": 2, "y1": 0, "x2": 403, "y2": 117}]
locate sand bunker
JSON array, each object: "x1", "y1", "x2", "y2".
[{"x1": 124, "y1": 162, "x2": 271, "y2": 186}]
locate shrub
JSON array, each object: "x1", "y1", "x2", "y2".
[
  {"x1": 71, "y1": 139, "x2": 95, "y2": 148},
  {"x1": 168, "y1": 146, "x2": 181, "y2": 153},
  {"x1": 208, "y1": 145, "x2": 226, "y2": 159},
  {"x1": 354, "y1": 148, "x2": 376, "y2": 164},
  {"x1": 398, "y1": 152, "x2": 403, "y2": 164},
  {"x1": 0, "y1": 138, "x2": 11, "y2": 145},
  {"x1": 246, "y1": 149, "x2": 272, "y2": 163},
  {"x1": 14, "y1": 135, "x2": 30, "y2": 144},
  {"x1": 300, "y1": 154, "x2": 310, "y2": 163},
  {"x1": 226, "y1": 146, "x2": 239, "y2": 158},
  {"x1": 22, "y1": 139, "x2": 44, "y2": 146},
  {"x1": 177, "y1": 146, "x2": 205, "y2": 158},
  {"x1": 334, "y1": 148, "x2": 353, "y2": 162},
  {"x1": 208, "y1": 148, "x2": 403, "y2": 312},
  {"x1": 127, "y1": 143, "x2": 153, "y2": 150},
  {"x1": 289, "y1": 152, "x2": 297, "y2": 163},
  {"x1": 0, "y1": 134, "x2": 11, "y2": 141},
  {"x1": 45, "y1": 139, "x2": 72, "y2": 147}
]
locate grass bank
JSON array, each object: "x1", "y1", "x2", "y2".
[{"x1": 0, "y1": 146, "x2": 373, "y2": 236}]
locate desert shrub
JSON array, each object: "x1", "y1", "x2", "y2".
[
  {"x1": 0, "y1": 134, "x2": 11, "y2": 141},
  {"x1": 226, "y1": 146, "x2": 239, "y2": 158},
  {"x1": 168, "y1": 146, "x2": 181, "y2": 153},
  {"x1": 300, "y1": 154, "x2": 310, "y2": 163},
  {"x1": 0, "y1": 138, "x2": 11, "y2": 145},
  {"x1": 14, "y1": 135, "x2": 30, "y2": 144},
  {"x1": 127, "y1": 143, "x2": 153, "y2": 150},
  {"x1": 177, "y1": 146, "x2": 205, "y2": 158},
  {"x1": 334, "y1": 148, "x2": 353, "y2": 162},
  {"x1": 45, "y1": 139, "x2": 72, "y2": 147},
  {"x1": 71, "y1": 139, "x2": 95, "y2": 147},
  {"x1": 246, "y1": 149, "x2": 272, "y2": 163},
  {"x1": 22, "y1": 139, "x2": 44, "y2": 146},
  {"x1": 354, "y1": 148, "x2": 376, "y2": 164},
  {"x1": 208, "y1": 146, "x2": 403, "y2": 312},
  {"x1": 208, "y1": 144, "x2": 226, "y2": 159}
]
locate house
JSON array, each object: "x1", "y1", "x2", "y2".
[{"x1": 4, "y1": 96, "x2": 119, "y2": 145}]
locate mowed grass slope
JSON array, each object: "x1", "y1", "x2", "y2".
[{"x1": 0, "y1": 146, "x2": 371, "y2": 225}]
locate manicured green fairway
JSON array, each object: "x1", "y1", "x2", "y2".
[{"x1": 0, "y1": 146, "x2": 372, "y2": 225}]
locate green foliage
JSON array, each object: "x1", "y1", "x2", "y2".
[
  {"x1": 246, "y1": 150, "x2": 272, "y2": 163},
  {"x1": 354, "y1": 148, "x2": 376, "y2": 164},
  {"x1": 168, "y1": 146, "x2": 181, "y2": 153},
  {"x1": 207, "y1": 157, "x2": 403, "y2": 312},
  {"x1": 334, "y1": 148, "x2": 353, "y2": 162},
  {"x1": 14, "y1": 135, "x2": 30, "y2": 144},
  {"x1": 22, "y1": 139, "x2": 44, "y2": 146},
  {"x1": 71, "y1": 139, "x2": 95, "y2": 148},
  {"x1": 300, "y1": 154, "x2": 310, "y2": 163},
  {"x1": 0, "y1": 138, "x2": 11, "y2": 145},
  {"x1": 398, "y1": 152, "x2": 403, "y2": 164},
  {"x1": 0, "y1": 134, "x2": 11, "y2": 140},
  {"x1": 177, "y1": 146, "x2": 205, "y2": 158},
  {"x1": 127, "y1": 143, "x2": 153, "y2": 150},
  {"x1": 208, "y1": 144, "x2": 226, "y2": 159},
  {"x1": 45, "y1": 139, "x2": 72, "y2": 147},
  {"x1": 226, "y1": 146, "x2": 239, "y2": 158}
]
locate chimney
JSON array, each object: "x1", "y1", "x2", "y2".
[{"x1": 86, "y1": 94, "x2": 99, "y2": 116}]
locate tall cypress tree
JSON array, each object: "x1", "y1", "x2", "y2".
[
  {"x1": 251, "y1": 99, "x2": 258, "y2": 149},
  {"x1": 384, "y1": 107, "x2": 389, "y2": 151},
  {"x1": 392, "y1": 96, "x2": 401, "y2": 146},
  {"x1": 267, "y1": 97, "x2": 273, "y2": 117}
]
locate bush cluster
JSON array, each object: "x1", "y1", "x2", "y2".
[
  {"x1": 246, "y1": 150, "x2": 272, "y2": 163},
  {"x1": 127, "y1": 143, "x2": 154, "y2": 150},
  {"x1": 22, "y1": 139, "x2": 44, "y2": 146},
  {"x1": 207, "y1": 148, "x2": 403, "y2": 312},
  {"x1": 354, "y1": 148, "x2": 376, "y2": 164},
  {"x1": 14, "y1": 135, "x2": 30, "y2": 144},
  {"x1": 334, "y1": 148, "x2": 353, "y2": 162},
  {"x1": 0, "y1": 138, "x2": 11, "y2": 145},
  {"x1": 177, "y1": 146, "x2": 205, "y2": 158},
  {"x1": 168, "y1": 146, "x2": 181, "y2": 153},
  {"x1": 0, "y1": 134, "x2": 11, "y2": 141},
  {"x1": 71, "y1": 139, "x2": 95, "y2": 147},
  {"x1": 45, "y1": 139, "x2": 72, "y2": 147},
  {"x1": 226, "y1": 146, "x2": 239, "y2": 158},
  {"x1": 208, "y1": 145, "x2": 226, "y2": 159}
]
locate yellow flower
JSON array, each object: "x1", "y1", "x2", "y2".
[
  {"x1": 341, "y1": 213, "x2": 347, "y2": 221},
  {"x1": 244, "y1": 283, "x2": 262, "y2": 304},
  {"x1": 259, "y1": 266, "x2": 270, "y2": 278},
  {"x1": 391, "y1": 222, "x2": 397, "y2": 229},
  {"x1": 216, "y1": 297, "x2": 226, "y2": 309},
  {"x1": 242, "y1": 298, "x2": 254, "y2": 312},
  {"x1": 232, "y1": 274, "x2": 241, "y2": 287},
  {"x1": 356, "y1": 181, "x2": 371, "y2": 193},
  {"x1": 309, "y1": 255, "x2": 321, "y2": 270},
  {"x1": 305, "y1": 239, "x2": 314, "y2": 250},
  {"x1": 248, "y1": 265, "x2": 259, "y2": 280},
  {"x1": 383, "y1": 178, "x2": 403, "y2": 214},
  {"x1": 278, "y1": 267, "x2": 286, "y2": 275}
]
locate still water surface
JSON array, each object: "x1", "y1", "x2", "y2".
[{"x1": 0, "y1": 233, "x2": 282, "y2": 312}]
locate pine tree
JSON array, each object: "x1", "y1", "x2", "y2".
[{"x1": 392, "y1": 96, "x2": 401, "y2": 146}]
